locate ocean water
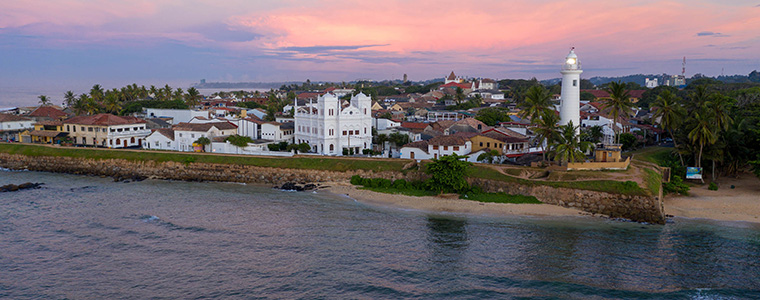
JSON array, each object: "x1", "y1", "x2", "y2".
[{"x1": 1, "y1": 169, "x2": 759, "y2": 299}]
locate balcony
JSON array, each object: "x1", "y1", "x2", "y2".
[{"x1": 108, "y1": 129, "x2": 151, "y2": 138}]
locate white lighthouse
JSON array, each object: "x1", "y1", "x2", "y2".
[{"x1": 559, "y1": 48, "x2": 582, "y2": 133}]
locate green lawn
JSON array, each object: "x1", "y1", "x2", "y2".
[
  {"x1": 0, "y1": 143, "x2": 409, "y2": 173},
  {"x1": 460, "y1": 192, "x2": 542, "y2": 204}
]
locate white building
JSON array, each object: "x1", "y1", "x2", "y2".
[
  {"x1": 373, "y1": 118, "x2": 401, "y2": 130},
  {"x1": 559, "y1": 48, "x2": 583, "y2": 133},
  {"x1": 173, "y1": 122, "x2": 238, "y2": 152},
  {"x1": 63, "y1": 114, "x2": 150, "y2": 148},
  {"x1": 645, "y1": 78, "x2": 659, "y2": 88},
  {"x1": 144, "y1": 108, "x2": 211, "y2": 125},
  {"x1": 144, "y1": 128, "x2": 176, "y2": 151},
  {"x1": 400, "y1": 134, "x2": 472, "y2": 160},
  {"x1": 0, "y1": 114, "x2": 34, "y2": 141},
  {"x1": 260, "y1": 122, "x2": 294, "y2": 142},
  {"x1": 293, "y1": 92, "x2": 373, "y2": 155}
]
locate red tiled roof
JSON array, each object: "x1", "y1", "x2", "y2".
[
  {"x1": 65, "y1": 114, "x2": 146, "y2": 126},
  {"x1": 481, "y1": 131, "x2": 528, "y2": 143},
  {"x1": 428, "y1": 134, "x2": 470, "y2": 146},
  {"x1": 173, "y1": 121, "x2": 237, "y2": 132},
  {"x1": 27, "y1": 106, "x2": 68, "y2": 119},
  {"x1": 0, "y1": 114, "x2": 31, "y2": 122},
  {"x1": 154, "y1": 128, "x2": 175, "y2": 140},
  {"x1": 401, "y1": 122, "x2": 429, "y2": 129},
  {"x1": 402, "y1": 140, "x2": 428, "y2": 150},
  {"x1": 582, "y1": 90, "x2": 610, "y2": 98},
  {"x1": 440, "y1": 82, "x2": 471, "y2": 89}
]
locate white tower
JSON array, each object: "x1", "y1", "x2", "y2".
[{"x1": 559, "y1": 48, "x2": 583, "y2": 133}]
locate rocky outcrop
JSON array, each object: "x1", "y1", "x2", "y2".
[
  {"x1": 1, "y1": 182, "x2": 43, "y2": 192},
  {"x1": 469, "y1": 178, "x2": 664, "y2": 224}
]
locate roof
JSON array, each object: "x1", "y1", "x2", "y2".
[
  {"x1": 447, "y1": 71, "x2": 457, "y2": 80},
  {"x1": 428, "y1": 134, "x2": 471, "y2": 146},
  {"x1": 36, "y1": 120, "x2": 63, "y2": 126},
  {"x1": 65, "y1": 114, "x2": 146, "y2": 126},
  {"x1": 0, "y1": 114, "x2": 32, "y2": 122},
  {"x1": 481, "y1": 131, "x2": 529, "y2": 143},
  {"x1": 439, "y1": 82, "x2": 471, "y2": 90},
  {"x1": 401, "y1": 122, "x2": 429, "y2": 130},
  {"x1": 173, "y1": 121, "x2": 237, "y2": 132},
  {"x1": 402, "y1": 140, "x2": 429, "y2": 151},
  {"x1": 154, "y1": 128, "x2": 175, "y2": 140},
  {"x1": 27, "y1": 106, "x2": 68, "y2": 119},
  {"x1": 28, "y1": 130, "x2": 68, "y2": 138}
]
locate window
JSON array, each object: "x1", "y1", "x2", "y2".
[
  {"x1": 179, "y1": 133, "x2": 183, "y2": 137},
  {"x1": 155, "y1": 141, "x2": 159, "y2": 146},
  {"x1": 573, "y1": 79, "x2": 577, "y2": 87},
  {"x1": 364, "y1": 128, "x2": 367, "y2": 134},
  {"x1": 166, "y1": 142, "x2": 171, "y2": 147},
  {"x1": 343, "y1": 130, "x2": 347, "y2": 136},
  {"x1": 487, "y1": 142, "x2": 490, "y2": 148},
  {"x1": 433, "y1": 145, "x2": 439, "y2": 150},
  {"x1": 454, "y1": 146, "x2": 459, "y2": 151},
  {"x1": 479, "y1": 142, "x2": 483, "y2": 147},
  {"x1": 66, "y1": 125, "x2": 70, "y2": 131},
  {"x1": 444, "y1": 146, "x2": 448, "y2": 151},
  {"x1": 191, "y1": 134, "x2": 195, "y2": 138},
  {"x1": 80, "y1": 126, "x2": 84, "y2": 131}
]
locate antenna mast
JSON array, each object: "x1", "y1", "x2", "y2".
[{"x1": 682, "y1": 57, "x2": 686, "y2": 77}]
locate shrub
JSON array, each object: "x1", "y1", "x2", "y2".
[
  {"x1": 663, "y1": 175, "x2": 690, "y2": 195},
  {"x1": 350, "y1": 175, "x2": 363, "y2": 185},
  {"x1": 708, "y1": 182, "x2": 718, "y2": 191},
  {"x1": 370, "y1": 178, "x2": 392, "y2": 188},
  {"x1": 392, "y1": 179, "x2": 408, "y2": 189}
]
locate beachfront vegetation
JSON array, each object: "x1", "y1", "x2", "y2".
[{"x1": 425, "y1": 154, "x2": 472, "y2": 193}]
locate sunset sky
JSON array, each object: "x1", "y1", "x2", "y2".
[{"x1": 1, "y1": 0, "x2": 759, "y2": 89}]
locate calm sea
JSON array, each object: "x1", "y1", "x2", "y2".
[{"x1": 2, "y1": 169, "x2": 759, "y2": 299}]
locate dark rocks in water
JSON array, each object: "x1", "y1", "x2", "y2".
[
  {"x1": 279, "y1": 182, "x2": 304, "y2": 191},
  {"x1": 113, "y1": 174, "x2": 147, "y2": 183},
  {"x1": 1, "y1": 182, "x2": 43, "y2": 192},
  {"x1": 277, "y1": 182, "x2": 320, "y2": 191}
]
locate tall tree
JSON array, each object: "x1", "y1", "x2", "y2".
[
  {"x1": 90, "y1": 84, "x2": 104, "y2": 103},
  {"x1": 602, "y1": 81, "x2": 634, "y2": 144},
  {"x1": 549, "y1": 121, "x2": 593, "y2": 166},
  {"x1": 63, "y1": 91, "x2": 77, "y2": 108},
  {"x1": 38, "y1": 95, "x2": 50, "y2": 106},
  {"x1": 688, "y1": 110, "x2": 718, "y2": 172},
  {"x1": 185, "y1": 87, "x2": 201, "y2": 107},
  {"x1": 651, "y1": 89, "x2": 686, "y2": 165},
  {"x1": 517, "y1": 85, "x2": 553, "y2": 124},
  {"x1": 532, "y1": 110, "x2": 560, "y2": 162}
]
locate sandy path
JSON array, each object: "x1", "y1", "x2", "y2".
[
  {"x1": 664, "y1": 173, "x2": 760, "y2": 223},
  {"x1": 323, "y1": 182, "x2": 592, "y2": 219}
]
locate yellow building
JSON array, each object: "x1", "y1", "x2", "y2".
[
  {"x1": 470, "y1": 130, "x2": 530, "y2": 155},
  {"x1": 20, "y1": 120, "x2": 68, "y2": 144}
]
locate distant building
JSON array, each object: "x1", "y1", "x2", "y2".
[
  {"x1": 144, "y1": 108, "x2": 211, "y2": 125},
  {"x1": 64, "y1": 114, "x2": 149, "y2": 148},
  {"x1": 645, "y1": 78, "x2": 659, "y2": 88},
  {"x1": 0, "y1": 114, "x2": 34, "y2": 141}
]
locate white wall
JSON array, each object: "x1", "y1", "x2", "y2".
[{"x1": 146, "y1": 109, "x2": 210, "y2": 124}]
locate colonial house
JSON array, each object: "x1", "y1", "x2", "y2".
[
  {"x1": 470, "y1": 130, "x2": 530, "y2": 155},
  {"x1": 63, "y1": 114, "x2": 149, "y2": 148},
  {"x1": 144, "y1": 128, "x2": 176, "y2": 151},
  {"x1": 26, "y1": 106, "x2": 68, "y2": 122},
  {"x1": 0, "y1": 114, "x2": 35, "y2": 141},
  {"x1": 260, "y1": 121, "x2": 294, "y2": 142},
  {"x1": 400, "y1": 133, "x2": 474, "y2": 160},
  {"x1": 293, "y1": 92, "x2": 373, "y2": 155},
  {"x1": 20, "y1": 120, "x2": 67, "y2": 144},
  {"x1": 172, "y1": 121, "x2": 238, "y2": 152}
]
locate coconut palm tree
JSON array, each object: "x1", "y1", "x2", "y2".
[
  {"x1": 549, "y1": 121, "x2": 593, "y2": 166},
  {"x1": 651, "y1": 89, "x2": 686, "y2": 165},
  {"x1": 517, "y1": 85, "x2": 553, "y2": 124},
  {"x1": 63, "y1": 91, "x2": 77, "y2": 108},
  {"x1": 602, "y1": 81, "x2": 634, "y2": 144},
  {"x1": 38, "y1": 95, "x2": 50, "y2": 106},
  {"x1": 532, "y1": 110, "x2": 560, "y2": 162},
  {"x1": 103, "y1": 93, "x2": 122, "y2": 115},
  {"x1": 186, "y1": 87, "x2": 201, "y2": 107},
  {"x1": 688, "y1": 109, "x2": 718, "y2": 175},
  {"x1": 90, "y1": 84, "x2": 104, "y2": 103}
]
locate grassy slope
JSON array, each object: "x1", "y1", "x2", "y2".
[{"x1": 0, "y1": 143, "x2": 408, "y2": 173}]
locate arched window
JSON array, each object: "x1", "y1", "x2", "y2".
[{"x1": 329, "y1": 144, "x2": 334, "y2": 151}]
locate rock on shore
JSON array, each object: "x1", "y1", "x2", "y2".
[{"x1": 1, "y1": 182, "x2": 44, "y2": 192}]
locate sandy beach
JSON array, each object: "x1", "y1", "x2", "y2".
[
  {"x1": 324, "y1": 172, "x2": 760, "y2": 224},
  {"x1": 664, "y1": 173, "x2": 760, "y2": 224},
  {"x1": 324, "y1": 182, "x2": 592, "y2": 219}
]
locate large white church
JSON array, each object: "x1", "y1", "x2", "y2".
[{"x1": 293, "y1": 92, "x2": 373, "y2": 155}]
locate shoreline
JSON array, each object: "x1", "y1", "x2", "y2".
[
  {"x1": 663, "y1": 173, "x2": 760, "y2": 224},
  {"x1": 322, "y1": 182, "x2": 600, "y2": 220}
]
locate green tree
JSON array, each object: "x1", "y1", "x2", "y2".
[
  {"x1": 517, "y1": 85, "x2": 553, "y2": 124},
  {"x1": 532, "y1": 110, "x2": 560, "y2": 162},
  {"x1": 226, "y1": 135, "x2": 254, "y2": 153},
  {"x1": 602, "y1": 81, "x2": 634, "y2": 144},
  {"x1": 63, "y1": 91, "x2": 77, "y2": 108},
  {"x1": 425, "y1": 154, "x2": 472, "y2": 193},
  {"x1": 651, "y1": 89, "x2": 686, "y2": 165},
  {"x1": 454, "y1": 87, "x2": 465, "y2": 104},
  {"x1": 549, "y1": 121, "x2": 593, "y2": 166},
  {"x1": 287, "y1": 142, "x2": 312, "y2": 153},
  {"x1": 475, "y1": 107, "x2": 510, "y2": 126},
  {"x1": 194, "y1": 136, "x2": 211, "y2": 152},
  {"x1": 185, "y1": 87, "x2": 201, "y2": 107},
  {"x1": 90, "y1": 84, "x2": 104, "y2": 103},
  {"x1": 477, "y1": 149, "x2": 500, "y2": 164},
  {"x1": 38, "y1": 95, "x2": 50, "y2": 106},
  {"x1": 580, "y1": 125, "x2": 604, "y2": 144},
  {"x1": 688, "y1": 110, "x2": 718, "y2": 171}
]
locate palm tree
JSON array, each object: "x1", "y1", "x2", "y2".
[
  {"x1": 532, "y1": 110, "x2": 560, "y2": 162},
  {"x1": 103, "y1": 93, "x2": 122, "y2": 115},
  {"x1": 517, "y1": 85, "x2": 553, "y2": 124},
  {"x1": 651, "y1": 89, "x2": 686, "y2": 165},
  {"x1": 186, "y1": 87, "x2": 201, "y2": 107},
  {"x1": 90, "y1": 84, "x2": 104, "y2": 103},
  {"x1": 602, "y1": 81, "x2": 634, "y2": 144},
  {"x1": 454, "y1": 87, "x2": 465, "y2": 104},
  {"x1": 63, "y1": 91, "x2": 77, "y2": 108},
  {"x1": 688, "y1": 110, "x2": 718, "y2": 176},
  {"x1": 38, "y1": 95, "x2": 50, "y2": 106},
  {"x1": 549, "y1": 121, "x2": 593, "y2": 166}
]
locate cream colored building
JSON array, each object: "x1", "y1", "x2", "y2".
[{"x1": 63, "y1": 114, "x2": 150, "y2": 148}]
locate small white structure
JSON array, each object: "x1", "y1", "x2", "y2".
[
  {"x1": 400, "y1": 134, "x2": 472, "y2": 160},
  {"x1": 173, "y1": 122, "x2": 238, "y2": 152},
  {"x1": 294, "y1": 93, "x2": 373, "y2": 155},
  {"x1": 144, "y1": 128, "x2": 176, "y2": 151},
  {"x1": 145, "y1": 108, "x2": 210, "y2": 125},
  {"x1": 0, "y1": 114, "x2": 34, "y2": 141},
  {"x1": 260, "y1": 122, "x2": 294, "y2": 142},
  {"x1": 645, "y1": 78, "x2": 659, "y2": 88},
  {"x1": 374, "y1": 118, "x2": 401, "y2": 130},
  {"x1": 559, "y1": 48, "x2": 583, "y2": 133}
]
